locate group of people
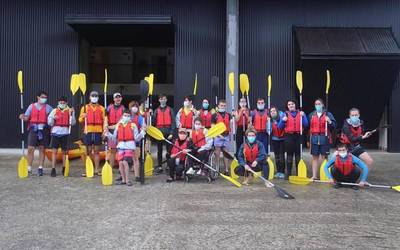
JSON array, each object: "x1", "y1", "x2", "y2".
[{"x1": 19, "y1": 89, "x2": 374, "y2": 188}]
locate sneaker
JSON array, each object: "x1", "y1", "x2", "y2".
[
  {"x1": 115, "y1": 176, "x2": 123, "y2": 182},
  {"x1": 116, "y1": 181, "x2": 126, "y2": 185},
  {"x1": 50, "y1": 168, "x2": 56, "y2": 177},
  {"x1": 279, "y1": 173, "x2": 285, "y2": 179},
  {"x1": 274, "y1": 173, "x2": 281, "y2": 179},
  {"x1": 351, "y1": 185, "x2": 359, "y2": 190},
  {"x1": 155, "y1": 167, "x2": 163, "y2": 175},
  {"x1": 196, "y1": 169, "x2": 202, "y2": 175},
  {"x1": 28, "y1": 166, "x2": 32, "y2": 175},
  {"x1": 37, "y1": 168, "x2": 43, "y2": 176},
  {"x1": 166, "y1": 178, "x2": 174, "y2": 183},
  {"x1": 135, "y1": 177, "x2": 141, "y2": 182},
  {"x1": 186, "y1": 167, "x2": 195, "y2": 175}
]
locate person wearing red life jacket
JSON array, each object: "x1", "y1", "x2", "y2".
[
  {"x1": 234, "y1": 98, "x2": 250, "y2": 156},
  {"x1": 212, "y1": 99, "x2": 232, "y2": 175},
  {"x1": 106, "y1": 92, "x2": 125, "y2": 171},
  {"x1": 19, "y1": 90, "x2": 53, "y2": 176},
  {"x1": 198, "y1": 98, "x2": 214, "y2": 129},
  {"x1": 128, "y1": 101, "x2": 146, "y2": 178},
  {"x1": 109, "y1": 110, "x2": 145, "y2": 186},
  {"x1": 281, "y1": 99, "x2": 309, "y2": 179},
  {"x1": 167, "y1": 128, "x2": 191, "y2": 182},
  {"x1": 324, "y1": 143, "x2": 369, "y2": 189},
  {"x1": 268, "y1": 106, "x2": 286, "y2": 179},
  {"x1": 340, "y1": 108, "x2": 373, "y2": 170},
  {"x1": 152, "y1": 94, "x2": 176, "y2": 174},
  {"x1": 308, "y1": 98, "x2": 336, "y2": 180},
  {"x1": 176, "y1": 95, "x2": 197, "y2": 130},
  {"x1": 250, "y1": 98, "x2": 269, "y2": 151},
  {"x1": 47, "y1": 96, "x2": 76, "y2": 177},
  {"x1": 236, "y1": 128, "x2": 270, "y2": 186}
]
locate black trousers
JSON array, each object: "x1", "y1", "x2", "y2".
[
  {"x1": 284, "y1": 133, "x2": 302, "y2": 176},
  {"x1": 167, "y1": 158, "x2": 185, "y2": 179},
  {"x1": 187, "y1": 150, "x2": 209, "y2": 170},
  {"x1": 235, "y1": 127, "x2": 246, "y2": 156},
  {"x1": 156, "y1": 129, "x2": 172, "y2": 168},
  {"x1": 331, "y1": 167, "x2": 361, "y2": 183},
  {"x1": 272, "y1": 140, "x2": 285, "y2": 174},
  {"x1": 235, "y1": 163, "x2": 269, "y2": 178}
]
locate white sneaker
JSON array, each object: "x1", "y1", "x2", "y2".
[
  {"x1": 186, "y1": 167, "x2": 195, "y2": 175},
  {"x1": 196, "y1": 169, "x2": 202, "y2": 175}
]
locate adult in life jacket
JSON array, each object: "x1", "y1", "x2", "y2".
[
  {"x1": 250, "y1": 98, "x2": 269, "y2": 151},
  {"x1": 167, "y1": 128, "x2": 191, "y2": 182},
  {"x1": 106, "y1": 92, "x2": 125, "y2": 170},
  {"x1": 340, "y1": 107, "x2": 373, "y2": 170},
  {"x1": 211, "y1": 99, "x2": 232, "y2": 175},
  {"x1": 308, "y1": 98, "x2": 336, "y2": 180},
  {"x1": 186, "y1": 117, "x2": 213, "y2": 175},
  {"x1": 151, "y1": 94, "x2": 175, "y2": 174},
  {"x1": 109, "y1": 110, "x2": 145, "y2": 186},
  {"x1": 176, "y1": 95, "x2": 197, "y2": 130},
  {"x1": 47, "y1": 96, "x2": 76, "y2": 177},
  {"x1": 268, "y1": 106, "x2": 286, "y2": 179},
  {"x1": 234, "y1": 98, "x2": 250, "y2": 156},
  {"x1": 197, "y1": 98, "x2": 214, "y2": 129},
  {"x1": 19, "y1": 90, "x2": 53, "y2": 176},
  {"x1": 236, "y1": 127, "x2": 270, "y2": 186},
  {"x1": 79, "y1": 90, "x2": 106, "y2": 176},
  {"x1": 281, "y1": 99, "x2": 308, "y2": 179},
  {"x1": 324, "y1": 143, "x2": 369, "y2": 189}
]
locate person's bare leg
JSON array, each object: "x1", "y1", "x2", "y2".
[
  {"x1": 38, "y1": 146, "x2": 45, "y2": 167},
  {"x1": 27, "y1": 146, "x2": 35, "y2": 167},
  {"x1": 119, "y1": 161, "x2": 125, "y2": 182},
  {"x1": 311, "y1": 155, "x2": 319, "y2": 180},
  {"x1": 109, "y1": 148, "x2": 116, "y2": 168},
  {"x1": 133, "y1": 149, "x2": 140, "y2": 177},
  {"x1": 93, "y1": 145, "x2": 100, "y2": 174},
  {"x1": 123, "y1": 161, "x2": 130, "y2": 182},
  {"x1": 52, "y1": 148, "x2": 57, "y2": 169},
  {"x1": 214, "y1": 147, "x2": 221, "y2": 172},
  {"x1": 358, "y1": 152, "x2": 373, "y2": 170}
]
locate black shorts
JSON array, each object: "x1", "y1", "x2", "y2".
[
  {"x1": 27, "y1": 128, "x2": 50, "y2": 147},
  {"x1": 350, "y1": 145, "x2": 366, "y2": 157},
  {"x1": 84, "y1": 132, "x2": 102, "y2": 146},
  {"x1": 310, "y1": 143, "x2": 330, "y2": 156},
  {"x1": 50, "y1": 135, "x2": 68, "y2": 151}
]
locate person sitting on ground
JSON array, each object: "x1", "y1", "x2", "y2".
[{"x1": 167, "y1": 128, "x2": 191, "y2": 182}]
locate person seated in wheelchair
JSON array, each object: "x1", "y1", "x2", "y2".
[
  {"x1": 235, "y1": 127, "x2": 269, "y2": 185},
  {"x1": 186, "y1": 117, "x2": 213, "y2": 176},
  {"x1": 166, "y1": 128, "x2": 191, "y2": 182}
]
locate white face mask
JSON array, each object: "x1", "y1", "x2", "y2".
[
  {"x1": 131, "y1": 107, "x2": 138, "y2": 113},
  {"x1": 194, "y1": 124, "x2": 202, "y2": 130},
  {"x1": 239, "y1": 102, "x2": 247, "y2": 108},
  {"x1": 90, "y1": 96, "x2": 98, "y2": 103},
  {"x1": 121, "y1": 116, "x2": 130, "y2": 124},
  {"x1": 338, "y1": 152, "x2": 347, "y2": 158},
  {"x1": 183, "y1": 101, "x2": 190, "y2": 107}
]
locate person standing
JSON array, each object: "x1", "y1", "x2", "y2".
[
  {"x1": 269, "y1": 106, "x2": 285, "y2": 179},
  {"x1": 234, "y1": 98, "x2": 250, "y2": 156},
  {"x1": 251, "y1": 98, "x2": 269, "y2": 151}
]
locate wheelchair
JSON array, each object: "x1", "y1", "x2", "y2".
[{"x1": 183, "y1": 150, "x2": 216, "y2": 183}]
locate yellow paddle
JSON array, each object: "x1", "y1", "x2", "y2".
[
  {"x1": 239, "y1": 73, "x2": 250, "y2": 109},
  {"x1": 148, "y1": 73, "x2": 154, "y2": 95},
  {"x1": 147, "y1": 124, "x2": 241, "y2": 187},
  {"x1": 17, "y1": 70, "x2": 28, "y2": 178},
  {"x1": 193, "y1": 73, "x2": 198, "y2": 95},
  {"x1": 267, "y1": 75, "x2": 275, "y2": 180},
  {"x1": 320, "y1": 70, "x2": 331, "y2": 181},
  {"x1": 101, "y1": 69, "x2": 113, "y2": 185},
  {"x1": 228, "y1": 72, "x2": 240, "y2": 179},
  {"x1": 296, "y1": 70, "x2": 307, "y2": 178}
]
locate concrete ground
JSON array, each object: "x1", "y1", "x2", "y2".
[{"x1": 0, "y1": 150, "x2": 399, "y2": 250}]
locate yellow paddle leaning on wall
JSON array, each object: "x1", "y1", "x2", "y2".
[
  {"x1": 296, "y1": 70, "x2": 307, "y2": 178},
  {"x1": 17, "y1": 70, "x2": 28, "y2": 178}
]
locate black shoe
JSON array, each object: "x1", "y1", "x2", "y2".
[
  {"x1": 62, "y1": 167, "x2": 65, "y2": 175},
  {"x1": 50, "y1": 168, "x2": 56, "y2": 177},
  {"x1": 116, "y1": 181, "x2": 126, "y2": 185},
  {"x1": 135, "y1": 177, "x2": 141, "y2": 182},
  {"x1": 166, "y1": 178, "x2": 174, "y2": 183},
  {"x1": 155, "y1": 167, "x2": 163, "y2": 175},
  {"x1": 115, "y1": 176, "x2": 123, "y2": 182},
  {"x1": 352, "y1": 185, "x2": 359, "y2": 190}
]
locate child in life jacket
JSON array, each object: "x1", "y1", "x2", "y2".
[{"x1": 167, "y1": 128, "x2": 191, "y2": 182}]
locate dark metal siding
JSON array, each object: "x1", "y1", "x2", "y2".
[
  {"x1": 0, "y1": 0, "x2": 225, "y2": 147},
  {"x1": 239, "y1": 0, "x2": 400, "y2": 151}
]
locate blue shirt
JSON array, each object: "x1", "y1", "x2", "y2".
[{"x1": 324, "y1": 153, "x2": 369, "y2": 182}]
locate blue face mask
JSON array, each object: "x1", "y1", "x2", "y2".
[
  {"x1": 202, "y1": 102, "x2": 209, "y2": 109},
  {"x1": 315, "y1": 104, "x2": 323, "y2": 112},
  {"x1": 247, "y1": 136, "x2": 256, "y2": 144},
  {"x1": 350, "y1": 116, "x2": 360, "y2": 125}
]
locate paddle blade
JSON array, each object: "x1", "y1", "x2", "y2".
[
  {"x1": 79, "y1": 73, "x2": 87, "y2": 95},
  {"x1": 297, "y1": 159, "x2": 307, "y2": 178},
  {"x1": 230, "y1": 158, "x2": 240, "y2": 180},
  {"x1": 140, "y1": 79, "x2": 149, "y2": 102},
  {"x1": 296, "y1": 70, "x2": 303, "y2": 94},
  {"x1": 288, "y1": 176, "x2": 312, "y2": 185},
  {"x1": 148, "y1": 73, "x2": 154, "y2": 95},
  {"x1": 206, "y1": 122, "x2": 227, "y2": 138},
  {"x1": 319, "y1": 159, "x2": 329, "y2": 181},
  {"x1": 267, "y1": 157, "x2": 275, "y2": 180},
  {"x1": 17, "y1": 156, "x2": 28, "y2": 178},
  {"x1": 85, "y1": 156, "x2": 94, "y2": 178},
  {"x1": 325, "y1": 70, "x2": 331, "y2": 94},
  {"x1": 239, "y1": 74, "x2": 249, "y2": 96},
  {"x1": 17, "y1": 70, "x2": 23, "y2": 93},
  {"x1": 228, "y1": 72, "x2": 235, "y2": 95},
  {"x1": 267, "y1": 74, "x2": 272, "y2": 97},
  {"x1": 392, "y1": 186, "x2": 400, "y2": 192},
  {"x1": 147, "y1": 126, "x2": 165, "y2": 141},
  {"x1": 101, "y1": 161, "x2": 113, "y2": 186},
  {"x1": 104, "y1": 69, "x2": 108, "y2": 93},
  {"x1": 274, "y1": 186, "x2": 295, "y2": 199},
  {"x1": 64, "y1": 156, "x2": 70, "y2": 177},
  {"x1": 70, "y1": 74, "x2": 79, "y2": 95},
  {"x1": 145, "y1": 152, "x2": 154, "y2": 177},
  {"x1": 193, "y1": 73, "x2": 198, "y2": 95},
  {"x1": 220, "y1": 173, "x2": 242, "y2": 187}
]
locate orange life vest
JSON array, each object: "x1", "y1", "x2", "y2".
[
  {"x1": 156, "y1": 107, "x2": 172, "y2": 127},
  {"x1": 310, "y1": 112, "x2": 327, "y2": 134},
  {"x1": 340, "y1": 124, "x2": 363, "y2": 145},
  {"x1": 192, "y1": 129, "x2": 206, "y2": 147},
  {"x1": 253, "y1": 110, "x2": 268, "y2": 132},
  {"x1": 171, "y1": 139, "x2": 188, "y2": 161},
  {"x1": 199, "y1": 109, "x2": 212, "y2": 128},
  {"x1": 131, "y1": 114, "x2": 140, "y2": 129},
  {"x1": 285, "y1": 111, "x2": 301, "y2": 133},
  {"x1": 86, "y1": 104, "x2": 104, "y2": 125},
  {"x1": 244, "y1": 143, "x2": 259, "y2": 163},
  {"x1": 272, "y1": 120, "x2": 285, "y2": 138},
  {"x1": 179, "y1": 109, "x2": 194, "y2": 129},
  {"x1": 30, "y1": 103, "x2": 47, "y2": 124},
  {"x1": 216, "y1": 113, "x2": 230, "y2": 133},
  {"x1": 107, "y1": 104, "x2": 124, "y2": 125},
  {"x1": 334, "y1": 154, "x2": 355, "y2": 176},
  {"x1": 236, "y1": 109, "x2": 249, "y2": 128},
  {"x1": 117, "y1": 122, "x2": 135, "y2": 142},
  {"x1": 54, "y1": 108, "x2": 70, "y2": 127}
]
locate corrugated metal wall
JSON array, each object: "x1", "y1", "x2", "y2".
[
  {"x1": 0, "y1": 0, "x2": 226, "y2": 147},
  {"x1": 239, "y1": 0, "x2": 400, "y2": 151}
]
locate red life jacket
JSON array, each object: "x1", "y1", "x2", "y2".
[
  {"x1": 272, "y1": 120, "x2": 285, "y2": 138},
  {"x1": 216, "y1": 113, "x2": 230, "y2": 133},
  {"x1": 244, "y1": 143, "x2": 259, "y2": 163},
  {"x1": 131, "y1": 114, "x2": 140, "y2": 129},
  {"x1": 156, "y1": 107, "x2": 172, "y2": 127},
  {"x1": 54, "y1": 108, "x2": 70, "y2": 127},
  {"x1": 107, "y1": 104, "x2": 124, "y2": 125},
  {"x1": 192, "y1": 129, "x2": 206, "y2": 147},
  {"x1": 30, "y1": 103, "x2": 47, "y2": 124},
  {"x1": 179, "y1": 109, "x2": 194, "y2": 129},
  {"x1": 253, "y1": 110, "x2": 268, "y2": 132},
  {"x1": 340, "y1": 124, "x2": 363, "y2": 145},
  {"x1": 199, "y1": 109, "x2": 212, "y2": 128},
  {"x1": 117, "y1": 122, "x2": 135, "y2": 142},
  {"x1": 310, "y1": 112, "x2": 327, "y2": 134},
  {"x1": 236, "y1": 109, "x2": 249, "y2": 128},
  {"x1": 86, "y1": 104, "x2": 104, "y2": 125},
  {"x1": 171, "y1": 139, "x2": 188, "y2": 161},
  {"x1": 284, "y1": 111, "x2": 301, "y2": 133},
  {"x1": 334, "y1": 154, "x2": 355, "y2": 176}
]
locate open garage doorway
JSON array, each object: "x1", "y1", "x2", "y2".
[{"x1": 66, "y1": 16, "x2": 175, "y2": 108}]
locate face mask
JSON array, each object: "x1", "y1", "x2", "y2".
[
  {"x1": 350, "y1": 116, "x2": 360, "y2": 125},
  {"x1": 131, "y1": 107, "x2": 138, "y2": 113},
  {"x1": 338, "y1": 152, "x2": 347, "y2": 158},
  {"x1": 39, "y1": 98, "x2": 47, "y2": 104},
  {"x1": 271, "y1": 113, "x2": 278, "y2": 119},
  {"x1": 202, "y1": 102, "x2": 209, "y2": 109},
  {"x1": 257, "y1": 104, "x2": 265, "y2": 110},
  {"x1": 219, "y1": 108, "x2": 225, "y2": 113},
  {"x1": 247, "y1": 136, "x2": 256, "y2": 144},
  {"x1": 183, "y1": 101, "x2": 190, "y2": 107},
  {"x1": 90, "y1": 96, "x2": 98, "y2": 103},
  {"x1": 194, "y1": 124, "x2": 202, "y2": 130},
  {"x1": 315, "y1": 104, "x2": 322, "y2": 112},
  {"x1": 121, "y1": 116, "x2": 130, "y2": 124},
  {"x1": 58, "y1": 103, "x2": 67, "y2": 109},
  {"x1": 160, "y1": 100, "x2": 167, "y2": 107},
  {"x1": 239, "y1": 102, "x2": 247, "y2": 108}
]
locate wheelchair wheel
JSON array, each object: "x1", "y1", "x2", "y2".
[{"x1": 208, "y1": 151, "x2": 219, "y2": 180}]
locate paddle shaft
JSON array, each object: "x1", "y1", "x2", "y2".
[
  {"x1": 231, "y1": 94, "x2": 236, "y2": 152},
  {"x1": 315, "y1": 179, "x2": 392, "y2": 189},
  {"x1": 267, "y1": 95, "x2": 271, "y2": 156},
  {"x1": 247, "y1": 168, "x2": 274, "y2": 187},
  {"x1": 104, "y1": 90, "x2": 108, "y2": 162},
  {"x1": 299, "y1": 93, "x2": 303, "y2": 157},
  {"x1": 20, "y1": 93, "x2": 25, "y2": 155}
]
